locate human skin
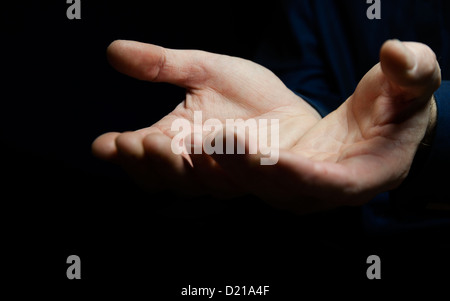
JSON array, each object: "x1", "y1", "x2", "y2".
[{"x1": 92, "y1": 39, "x2": 440, "y2": 214}]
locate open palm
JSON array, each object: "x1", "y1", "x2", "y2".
[{"x1": 93, "y1": 40, "x2": 440, "y2": 213}]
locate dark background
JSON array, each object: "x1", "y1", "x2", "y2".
[{"x1": 2, "y1": 0, "x2": 449, "y2": 297}]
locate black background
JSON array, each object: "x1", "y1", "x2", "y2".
[{"x1": 2, "y1": 0, "x2": 450, "y2": 297}]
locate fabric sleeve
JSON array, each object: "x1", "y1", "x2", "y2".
[{"x1": 254, "y1": 0, "x2": 345, "y2": 117}]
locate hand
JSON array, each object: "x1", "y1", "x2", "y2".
[
  {"x1": 92, "y1": 39, "x2": 441, "y2": 214},
  {"x1": 92, "y1": 40, "x2": 321, "y2": 198}
]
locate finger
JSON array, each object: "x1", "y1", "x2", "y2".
[
  {"x1": 209, "y1": 128, "x2": 268, "y2": 194},
  {"x1": 92, "y1": 132, "x2": 120, "y2": 161},
  {"x1": 187, "y1": 133, "x2": 242, "y2": 197},
  {"x1": 380, "y1": 40, "x2": 441, "y2": 97},
  {"x1": 115, "y1": 131, "x2": 145, "y2": 160},
  {"x1": 107, "y1": 40, "x2": 215, "y2": 89},
  {"x1": 114, "y1": 131, "x2": 161, "y2": 189},
  {"x1": 142, "y1": 132, "x2": 200, "y2": 194},
  {"x1": 186, "y1": 133, "x2": 212, "y2": 170}
]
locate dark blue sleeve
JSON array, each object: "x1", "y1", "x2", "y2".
[
  {"x1": 254, "y1": 0, "x2": 350, "y2": 117},
  {"x1": 415, "y1": 81, "x2": 450, "y2": 204},
  {"x1": 429, "y1": 81, "x2": 450, "y2": 179}
]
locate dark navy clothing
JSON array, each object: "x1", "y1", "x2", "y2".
[{"x1": 256, "y1": 0, "x2": 450, "y2": 233}]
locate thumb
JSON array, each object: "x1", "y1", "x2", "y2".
[
  {"x1": 106, "y1": 40, "x2": 214, "y2": 88},
  {"x1": 380, "y1": 40, "x2": 441, "y2": 98}
]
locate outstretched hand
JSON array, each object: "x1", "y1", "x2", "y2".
[{"x1": 92, "y1": 39, "x2": 440, "y2": 213}]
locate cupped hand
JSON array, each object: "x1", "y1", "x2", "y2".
[
  {"x1": 92, "y1": 40, "x2": 441, "y2": 214},
  {"x1": 92, "y1": 40, "x2": 321, "y2": 198}
]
